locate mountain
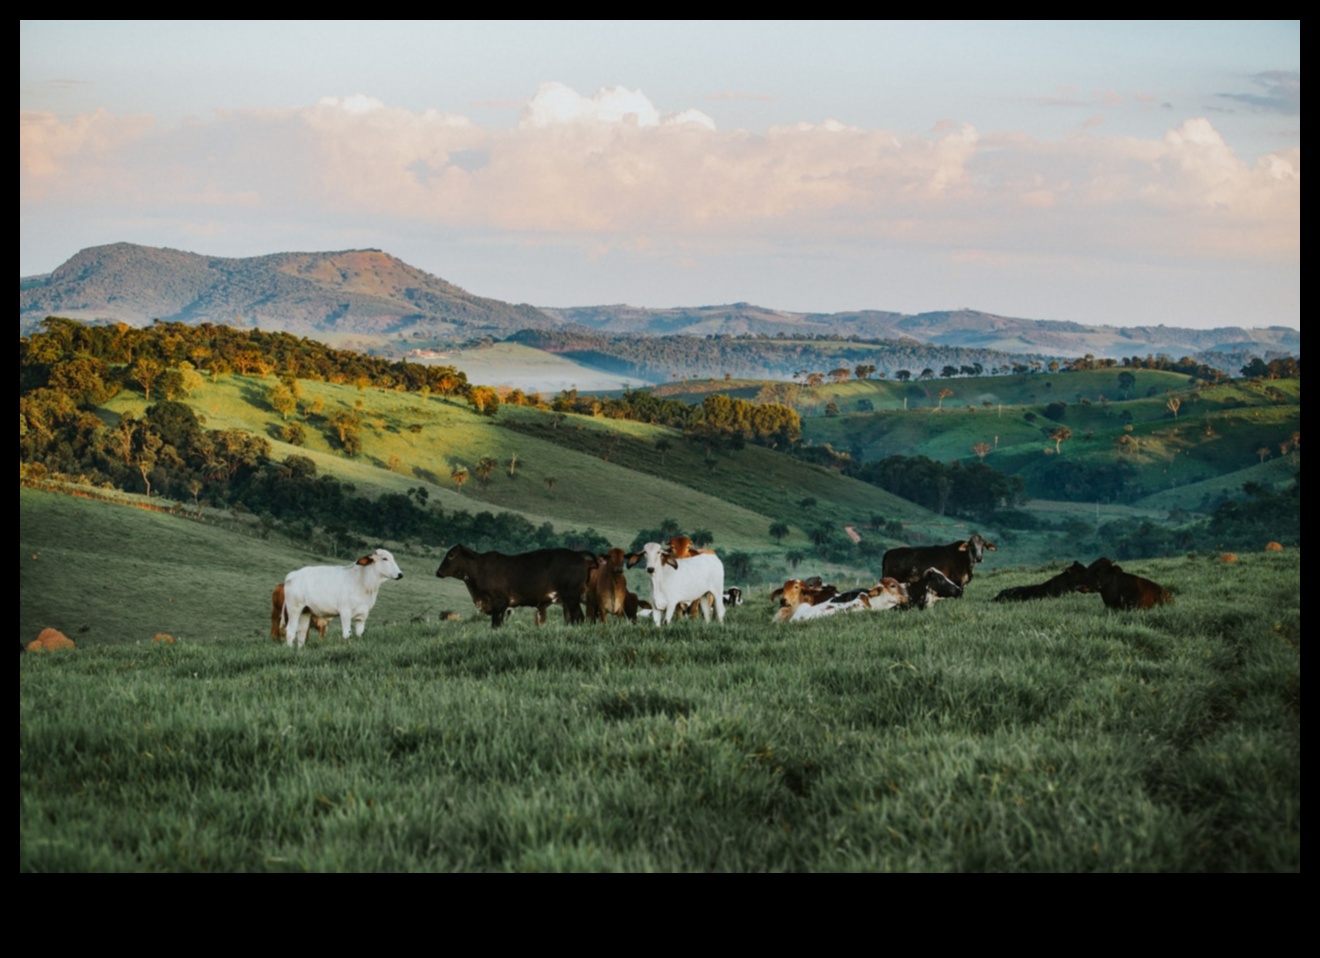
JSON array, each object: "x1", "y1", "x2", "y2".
[
  {"x1": 543, "y1": 303, "x2": 1299, "y2": 361},
  {"x1": 20, "y1": 243, "x2": 1299, "y2": 364},
  {"x1": 19, "y1": 243, "x2": 552, "y2": 339}
]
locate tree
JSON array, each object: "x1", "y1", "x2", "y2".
[
  {"x1": 268, "y1": 383, "x2": 297, "y2": 421},
  {"x1": 1117, "y1": 371, "x2": 1136, "y2": 397},
  {"x1": 769, "y1": 521, "x2": 790, "y2": 543},
  {"x1": 1050, "y1": 426, "x2": 1073, "y2": 455},
  {"x1": 1166, "y1": 396, "x2": 1182, "y2": 420},
  {"x1": 544, "y1": 476, "x2": 558, "y2": 494},
  {"x1": 451, "y1": 465, "x2": 469, "y2": 491},
  {"x1": 655, "y1": 438, "x2": 672, "y2": 464},
  {"x1": 936, "y1": 388, "x2": 954, "y2": 411},
  {"x1": 130, "y1": 357, "x2": 164, "y2": 401},
  {"x1": 972, "y1": 442, "x2": 992, "y2": 461},
  {"x1": 474, "y1": 455, "x2": 498, "y2": 485}
]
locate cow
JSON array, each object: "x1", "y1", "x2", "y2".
[
  {"x1": 881, "y1": 533, "x2": 996, "y2": 593},
  {"x1": 436, "y1": 544, "x2": 593, "y2": 628},
  {"x1": 271, "y1": 581, "x2": 331, "y2": 642},
  {"x1": 1085, "y1": 557, "x2": 1173, "y2": 610},
  {"x1": 627, "y1": 541, "x2": 725, "y2": 625},
  {"x1": 282, "y1": 548, "x2": 403, "y2": 649},
  {"x1": 993, "y1": 561, "x2": 1092, "y2": 603},
  {"x1": 900, "y1": 567, "x2": 965, "y2": 610},
  {"x1": 787, "y1": 579, "x2": 909, "y2": 620},
  {"x1": 770, "y1": 578, "x2": 840, "y2": 622},
  {"x1": 585, "y1": 548, "x2": 634, "y2": 623},
  {"x1": 674, "y1": 588, "x2": 742, "y2": 620}
]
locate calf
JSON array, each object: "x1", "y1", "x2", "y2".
[
  {"x1": 993, "y1": 561, "x2": 1092, "y2": 603},
  {"x1": 627, "y1": 542, "x2": 725, "y2": 625},
  {"x1": 771, "y1": 578, "x2": 840, "y2": 622},
  {"x1": 436, "y1": 545, "x2": 593, "y2": 628},
  {"x1": 900, "y1": 567, "x2": 965, "y2": 610},
  {"x1": 882, "y1": 533, "x2": 996, "y2": 592},
  {"x1": 788, "y1": 579, "x2": 909, "y2": 621},
  {"x1": 271, "y1": 582, "x2": 331, "y2": 642},
  {"x1": 1085, "y1": 558, "x2": 1174, "y2": 610},
  {"x1": 282, "y1": 548, "x2": 403, "y2": 649}
]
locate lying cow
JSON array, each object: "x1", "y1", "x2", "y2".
[
  {"x1": 899, "y1": 567, "x2": 965, "y2": 610},
  {"x1": 787, "y1": 579, "x2": 909, "y2": 620},
  {"x1": 1085, "y1": 557, "x2": 1174, "y2": 610},
  {"x1": 771, "y1": 578, "x2": 840, "y2": 622},
  {"x1": 281, "y1": 548, "x2": 404, "y2": 649},
  {"x1": 270, "y1": 581, "x2": 331, "y2": 642},
  {"x1": 436, "y1": 544, "x2": 593, "y2": 628},
  {"x1": 993, "y1": 561, "x2": 1092, "y2": 603}
]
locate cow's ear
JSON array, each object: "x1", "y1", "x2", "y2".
[
  {"x1": 664, "y1": 555, "x2": 678, "y2": 569},
  {"x1": 957, "y1": 542, "x2": 969, "y2": 552},
  {"x1": 357, "y1": 554, "x2": 373, "y2": 566},
  {"x1": 626, "y1": 553, "x2": 641, "y2": 568}
]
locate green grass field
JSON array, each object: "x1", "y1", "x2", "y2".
[{"x1": 19, "y1": 487, "x2": 1300, "y2": 871}]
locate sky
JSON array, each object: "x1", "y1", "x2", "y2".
[{"x1": 20, "y1": 20, "x2": 1300, "y2": 330}]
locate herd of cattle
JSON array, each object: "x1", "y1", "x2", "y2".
[{"x1": 270, "y1": 532, "x2": 1173, "y2": 648}]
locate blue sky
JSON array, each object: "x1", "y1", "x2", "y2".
[{"x1": 20, "y1": 20, "x2": 1299, "y2": 330}]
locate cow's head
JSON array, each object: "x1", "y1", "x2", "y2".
[
  {"x1": 359, "y1": 548, "x2": 404, "y2": 580},
  {"x1": 436, "y1": 544, "x2": 475, "y2": 580},
  {"x1": 634, "y1": 542, "x2": 676, "y2": 575}
]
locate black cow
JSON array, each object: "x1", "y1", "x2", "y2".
[
  {"x1": 435, "y1": 545, "x2": 593, "y2": 628},
  {"x1": 881, "y1": 533, "x2": 996, "y2": 592},
  {"x1": 900, "y1": 567, "x2": 965, "y2": 610},
  {"x1": 993, "y1": 561, "x2": 1092, "y2": 602}
]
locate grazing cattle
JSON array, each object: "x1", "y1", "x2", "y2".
[
  {"x1": 900, "y1": 567, "x2": 965, "y2": 610},
  {"x1": 771, "y1": 578, "x2": 840, "y2": 622},
  {"x1": 993, "y1": 561, "x2": 1092, "y2": 603},
  {"x1": 627, "y1": 541, "x2": 726, "y2": 625},
  {"x1": 436, "y1": 545, "x2": 592, "y2": 628},
  {"x1": 1085, "y1": 558, "x2": 1173, "y2": 611},
  {"x1": 282, "y1": 548, "x2": 403, "y2": 649},
  {"x1": 881, "y1": 533, "x2": 996, "y2": 592},
  {"x1": 788, "y1": 579, "x2": 909, "y2": 621},
  {"x1": 585, "y1": 548, "x2": 634, "y2": 623},
  {"x1": 271, "y1": 582, "x2": 331, "y2": 642}
]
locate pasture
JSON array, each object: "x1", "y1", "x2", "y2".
[{"x1": 20, "y1": 490, "x2": 1299, "y2": 871}]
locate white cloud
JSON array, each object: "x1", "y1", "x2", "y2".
[{"x1": 19, "y1": 85, "x2": 1299, "y2": 282}]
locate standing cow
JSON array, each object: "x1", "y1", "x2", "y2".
[
  {"x1": 436, "y1": 545, "x2": 593, "y2": 628},
  {"x1": 282, "y1": 548, "x2": 404, "y2": 649}
]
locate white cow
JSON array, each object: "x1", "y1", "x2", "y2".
[
  {"x1": 282, "y1": 548, "x2": 404, "y2": 648},
  {"x1": 628, "y1": 541, "x2": 725, "y2": 625},
  {"x1": 787, "y1": 579, "x2": 909, "y2": 621}
]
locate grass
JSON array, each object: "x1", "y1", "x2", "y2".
[{"x1": 19, "y1": 487, "x2": 1300, "y2": 871}]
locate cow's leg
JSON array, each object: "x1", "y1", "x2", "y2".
[
  {"x1": 349, "y1": 611, "x2": 365, "y2": 638},
  {"x1": 712, "y1": 591, "x2": 726, "y2": 623},
  {"x1": 491, "y1": 599, "x2": 510, "y2": 628}
]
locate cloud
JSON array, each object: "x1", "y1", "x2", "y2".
[
  {"x1": 19, "y1": 84, "x2": 1299, "y2": 271},
  {"x1": 1218, "y1": 70, "x2": 1300, "y2": 116}
]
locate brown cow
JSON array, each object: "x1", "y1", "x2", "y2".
[
  {"x1": 1085, "y1": 558, "x2": 1174, "y2": 610},
  {"x1": 770, "y1": 578, "x2": 840, "y2": 622},
  {"x1": 271, "y1": 582, "x2": 330, "y2": 642},
  {"x1": 585, "y1": 548, "x2": 635, "y2": 623}
]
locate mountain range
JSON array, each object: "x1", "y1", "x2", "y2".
[{"x1": 21, "y1": 243, "x2": 1300, "y2": 362}]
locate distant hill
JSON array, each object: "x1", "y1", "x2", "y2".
[
  {"x1": 21, "y1": 243, "x2": 1299, "y2": 366},
  {"x1": 543, "y1": 303, "x2": 1300, "y2": 363},
  {"x1": 19, "y1": 243, "x2": 553, "y2": 339}
]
